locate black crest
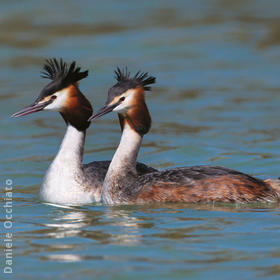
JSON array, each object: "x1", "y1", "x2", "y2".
[
  {"x1": 106, "y1": 67, "x2": 156, "y2": 105},
  {"x1": 114, "y1": 67, "x2": 156, "y2": 91},
  {"x1": 35, "y1": 58, "x2": 88, "y2": 103},
  {"x1": 41, "y1": 58, "x2": 88, "y2": 85}
]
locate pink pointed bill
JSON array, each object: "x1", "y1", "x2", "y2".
[{"x1": 11, "y1": 100, "x2": 52, "y2": 118}]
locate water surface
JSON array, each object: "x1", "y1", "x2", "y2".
[{"x1": 1, "y1": 0, "x2": 280, "y2": 279}]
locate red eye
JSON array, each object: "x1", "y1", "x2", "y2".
[
  {"x1": 51, "y1": 95, "x2": 57, "y2": 100},
  {"x1": 119, "y1": 97, "x2": 125, "y2": 102}
]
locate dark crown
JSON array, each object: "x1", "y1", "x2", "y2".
[
  {"x1": 41, "y1": 58, "x2": 88, "y2": 85},
  {"x1": 114, "y1": 67, "x2": 156, "y2": 91}
]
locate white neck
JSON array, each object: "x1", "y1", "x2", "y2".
[
  {"x1": 101, "y1": 122, "x2": 142, "y2": 204},
  {"x1": 40, "y1": 125, "x2": 91, "y2": 205},
  {"x1": 52, "y1": 125, "x2": 85, "y2": 167}
]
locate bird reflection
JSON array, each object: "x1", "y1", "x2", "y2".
[
  {"x1": 103, "y1": 207, "x2": 144, "y2": 245},
  {"x1": 42, "y1": 203, "x2": 102, "y2": 239},
  {"x1": 42, "y1": 203, "x2": 145, "y2": 246}
]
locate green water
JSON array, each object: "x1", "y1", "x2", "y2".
[{"x1": 1, "y1": 0, "x2": 280, "y2": 279}]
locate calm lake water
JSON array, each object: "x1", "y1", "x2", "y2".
[{"x1": 1, "y1": 0, "x2": 280, "y2": 279}]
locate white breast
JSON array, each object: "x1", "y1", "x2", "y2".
[{"x1": 39, "y1": 125, "x2": 97, "y2": 205}]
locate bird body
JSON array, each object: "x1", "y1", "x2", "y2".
[{"x1": 90, "y1": 68, "x2": 280, "y2": 205}]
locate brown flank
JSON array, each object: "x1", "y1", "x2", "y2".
[{"x1": 136, "y1": 175, "x2": 279, "y2": 203}]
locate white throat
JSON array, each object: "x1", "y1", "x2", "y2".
[
  {"x1": 101, "y1": 122, "x2": 142, "y2": 204},
  {"x1": 40, "y1": 125, "x2": 93, "y2": 205},
  {"x1": 53, "y1": 125, "x2": 85, "y2": 165}
]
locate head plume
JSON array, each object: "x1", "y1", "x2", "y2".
[
  {"x1": 41, "y1": 58, "x2": 88, "y2": 86},
  {"x1": 114, "y1": 67, "x2": 156, "y2": 91}
]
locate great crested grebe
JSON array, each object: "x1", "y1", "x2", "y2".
[
  {"x1": 12, "y1": 59, "x2": 156, "y2": 205},
  {"x1": 89, "y1": 68, "x2": 280, "y2": 205}
]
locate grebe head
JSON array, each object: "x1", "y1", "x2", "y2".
[
  {"x1": 12, "y1": 58, "x2": 93, "y2": 131},
  {"x1": 89, "y1": 67, "x2": 156, "y2": 135}
]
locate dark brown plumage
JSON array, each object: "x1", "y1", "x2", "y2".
[{"x1": 135, "y1": 166, "x2": 279, "y2": 203}]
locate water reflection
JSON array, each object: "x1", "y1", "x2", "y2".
[
  {"x1": 36, "y1": 202, "x2": 264, "y2": 248},
  {"x1": 258, "y1": 20, "x2": 280, "y2": 49},
  {"x1": 154, "y1": 122, "x2": 210, "y2": 135},
  {"x1": 43, "y1": 208, "x2": 89, "y2": 239},
  {"x1": 0, "y1": 15, "x2": 127, "y2": 49},
  {"x1": 37, "y1": 205, "x2": 147, "y2": 245}
]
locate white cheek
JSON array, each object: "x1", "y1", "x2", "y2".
[
  {"x1": 44, "y1": 89, "x2": 69, "y2": 112},
  {"x1": 113, "y1": 103, "x2": 127, "y2": 113},
  {"x1": 112, "y1": 91, "x2": 135, "y2": 113}
]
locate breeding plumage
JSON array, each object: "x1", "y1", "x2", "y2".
[
  {"x1": 89, "y1": 68, "x2": 280, "y2": 205},
  {"x1": 12, "y1": 59, "x2": 156, "y2": 205}
]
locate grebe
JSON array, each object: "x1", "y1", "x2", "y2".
[
  {"x1": 89, "y1": 68, "x2": 280, "y2": 205},
  {"x1": 12, "y1": 59, "x2": 156, "y2": 205}
]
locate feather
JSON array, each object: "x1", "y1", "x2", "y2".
[
  {"x1": 114, "y1": 67, "x2": 156, "y2": 91},
  {"x1": 40, "y1": 58, "x2": 88, "y2": 84}
]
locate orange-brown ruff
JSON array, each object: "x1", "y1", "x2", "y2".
[{"x1": 90, "y1": 68, "x2": 280, "y2": 205}]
